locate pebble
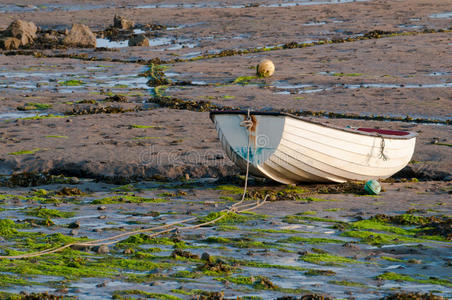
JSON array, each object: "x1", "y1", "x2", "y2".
[
  {"x1": 68, "y1": 220, "x2": 80, "y2": 229},
  {"x1": 94, "y1": 245, "x2": 109, "y2": 254}
]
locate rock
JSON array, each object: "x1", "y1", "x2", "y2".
[
  {"x1": 201, "y1": 252, "x2": 213, "y2": 263},
  {"x1": 68, "y1": 220, "x2": 80, "y2": 229},
  {"x1": 113, "y1": 15, "x2": 135, "y2": 30},
  {"x1": 5, "y1": 20, "x2": 37, "y2": 46},
  {"x1": 63, "y1": 24, "x2": 96, "y2": 48},
  {"x1": 96, "y1": 282, "x2": 107, "y2": 288},
  {"x1": 123, "y1": 248, "x2": 134, "y2": 254},
  {"x1": 256, "y1": 59, "x2": 275, "y2": 77},
  {"x1": 128, "y1": 34, "x2": 149, "y2": 47},
  {"x1": 0, "y1": 37, "x2": 21, "y2": 50},
  {"x1": 70, "y1": 244, "x2": 91, "y2": 252},
  {"x1": 97, "y1": 205, "x2": 107, "y2": 210},
  {"x1": 93, "y1": 245, "x2": 109, "y2": 254},
  {"x1": 69, "y1": 229, "x2": 79, "y2": 236}
]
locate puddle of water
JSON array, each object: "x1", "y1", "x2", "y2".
[
  {"x1": 0, "y1": 112, "x2": 48, "y2": 120},
  {"x1": 133, "y1": 29, "x2": 146, "y2": 34},
  {"x1": 0, "y1": 66, "x2": 150, "y2": 94},
  {"x1": 263, "y1": 0, "x2": 370, "y2": 7},
  {"x1": 303, "y1": 21, "x2": 327, "y2": 26},
  {"x1": 430, "y1": 12, "x2": 452, "y2": 19},
  {"x1": 96, "y1": 38, "x2": 128, "y2": 48},
  {"x1": 342, "y1": 82, "x2": 452, "y2": 89},
  {"x1": 272, "y1": 81, "x2": 452, "y2": 93},
  {"x1": 428, "y1": 71, "x2": 451, "y2": 76},
  {"x1": 398, "y1": 24, "x2": 422, "y2": 29}
]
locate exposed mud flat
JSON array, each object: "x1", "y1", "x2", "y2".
[{"x1": 0, "y1": 0, "x2": 451, "y2": 299}]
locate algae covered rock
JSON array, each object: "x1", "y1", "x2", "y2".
[{"x1": 63, "y1": 24, "x2": 96, "y2": 48}]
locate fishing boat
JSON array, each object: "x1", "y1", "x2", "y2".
[{"x1": 210, "y1": 111, "x2": 417, "y2": 184}]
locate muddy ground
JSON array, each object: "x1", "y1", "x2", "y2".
[{"x1": 0, "y1": 0, "x2": 451, "y2": 299}]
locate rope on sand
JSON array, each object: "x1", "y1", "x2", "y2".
[{"x1": 0, "y1": 110, "x2": 267, "y2": 260}]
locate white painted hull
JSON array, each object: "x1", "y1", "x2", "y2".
[{"x1": 211, "y1": 111, "x2": 417, "y2": 184}]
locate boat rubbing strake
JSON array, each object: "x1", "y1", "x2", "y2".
[{"x1": 210, "y1": 111, "x2": 417, "y2": 184}]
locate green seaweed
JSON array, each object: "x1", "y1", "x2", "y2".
[
  {"x1": 8, "y1": 148, "x2": 43, "y2": 155},
  {"x1": 377, "y1": 272, "x2": 452, "y2": 287},
  {"x1": 58, "y1": 79, "x2": 84, "y2": 86},
  {"x1": 214, "y1": 185, "x2": 243, "y2": 195},
  {"x1": 91, "y1": 195, "x2": 167, "y2": 204},
  {"x1": 380, "y1": 256, "x2": 404, "y2": 262},
  {"x1": 198, "y1": 211, "x2": 264, "y2": 225},
  {"x1": 20, "y1": 114, "x2": 66, "y2": 120},
  {"x1": 341, "y1": 230, "x2": 423, "y2": 245},
  {"x1": 232, "y1": 75, "x2": 258, "y2": 84},
  {"x1": 283, "y1": 215, "x2": 343, "y2": 224},
  {"x1": 131, "y1": 124, "x2": 158, "y2": 129},
  {"x1": 25, "y1": 207, "x2": 75, "y2": 219},
  {"x1": 328, "y1": 280, "x2": 367, "y2": 287},
  {"x1": 112, "y1": 290, "x2": 182, "y2": 300},
  {"x1": 332, "y1": 73, "x2": 363, "y2": 77},
  {"x1": 17, "y1": 102, "x2": 52, "y2": 110},
  {"x1": 300, "y1": 253, "x2": 364, "y2": 266}
]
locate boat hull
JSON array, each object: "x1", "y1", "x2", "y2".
[{"x1": 211, "y1": 111, "x2": 417, "y2": 184}]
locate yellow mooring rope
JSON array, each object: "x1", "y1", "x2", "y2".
[{"x1": 0, "y1": 111, "x2": 267, "y2": 259}]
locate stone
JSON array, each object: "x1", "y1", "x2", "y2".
[
  {"x1": 97, "y1": 205, "x2": 106, "y2": 210},
  {"x1": 128, "y1": 34, "x2": 149, "y2": 47},
  {"x1": 63, "y1": 24, "x2": 96, "y2": 48},
  {"x1": 123, "y1": 248, "x2": 134, "y2": 254},
  {"x1": 68, "y1": 220, "x2": 80, "y2": 229},
  {"x1": 6, "y1": 20, "x2": 37, "y2": 46},
  {"x1": 0, "y1": 37, "x2": 21, "y2": 50},
  {"x1": 93, "y1": 245, "x2": 109, "y2": 254},
  {"x1": 256, "y1": 59, "x2": 275, "y2": 77},
  {"x1": 113, "y1": 15, "x2": 135, "y2": 30}
]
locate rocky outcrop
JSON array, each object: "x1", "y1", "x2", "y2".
[
  {"x1": 62, "y1": 24, "x2": 96, "y2": 48},
  {"x1": 128, "y1": 34, "x2": 149, "y2": 47},
  {"x1": 0, "y1": 19, "x2": 37, "y2": 49},
  {"x1": 113, "y1": 15, "x2": 134, "y2": 30},
  {"x1": 0, "y1": 37, "x2": 21, "y2": 50},
  {"x1": 5, "y1": 20, "x2": 37, "y2": 46}
]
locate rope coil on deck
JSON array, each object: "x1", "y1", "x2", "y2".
[{"x1": 0, "y1": 109, "x2": 268, "y2": 260}]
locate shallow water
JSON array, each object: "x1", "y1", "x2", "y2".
[
  {"x1": 429, "y1": 12, "x2": 452, "y2": 19},
  {"x1": 0, "y1": 65, "x2": 150, "y2": 94},
  {"x1": 0, "y1": 179, "x2": 450, "y2": 299}
]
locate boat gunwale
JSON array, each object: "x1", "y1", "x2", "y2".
[{"x1": 209, "y1": 110, "x2": 418, "y2": 140}]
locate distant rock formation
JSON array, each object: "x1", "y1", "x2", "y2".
[
  {"x1": 128, "y1": 34, "x2": 149, "y2": 47},
  {"x1": 0, "y1": 19, "x2": 37, "y2": 49},
  {"x1": 62, "y1": 24, "x2": 96, "y2": 48},
  {"x1": 113, "y1": 15, "x2": 135, "y2": 30}
]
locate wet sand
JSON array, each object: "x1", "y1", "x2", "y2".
[{"x1": 0, "y1": 0, "x2": 451, "y2": 299}]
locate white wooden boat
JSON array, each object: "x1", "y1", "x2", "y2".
[{"x1": 210, "y1": 111, "x2": 417, "y2": 184}]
